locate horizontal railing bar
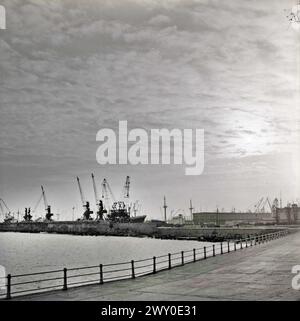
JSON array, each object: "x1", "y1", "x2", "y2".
[
  {"x1": 103, "y1": 267, "x2": 132, "y2": 273},
  {"x1": 155, "y1": 259, "x2": 170, "y2": 264},
  {"x1": 11, "y1": 284, "x2": 62, "y2": 295},
  {"x1": 68, "y1": 265, "x2": 99, "y2": 271},
  {"x1": 67, "y1": 272, "x2": 99, "y2": 279},
  {"x1": 134, "y1": 257, "x2": 153, "y2": 263},
  {"x1": 103, "y1": 261, "x2": 131, "y2": 267},
  {"x1": 135, "y1": 271, "x2": 153, "y2": 276},
  {"x1": 67, "y1": 278, "x2": 100, "y2": 287},
  {"x1": 184, "y1": 253, "x2": 195, "y2": 258},
  {"x1": 171, "y1": 251, "x2": 183, "y2": 256},
  {"x1": 104, "y1": 274, "x2": 131, "y2": 281},
  {"x1": 12, "y1": 269, "x2": 63, "y2": 278},
  {"x1": 11, "y1": 276, "x2": 64, "y2": 286},
  {"x1": 154, "y1": 254, "x2": 168, "y2": 259},
  {"x1": 134, "y1": 263, "x2": 155, "y2": 269}
]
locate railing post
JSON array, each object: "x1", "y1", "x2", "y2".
[
  {"x1": 63, "y1": 268, "x2": 67, "y2": 291},
  {"x1": 6, "y1": 274, "x2": 11, "y2": 300},
  {"x1": 204, "y1": 246, "x2": 207, "y2": 259},
  {"x1": 227, "y1": 241, "x2": 230, "y2": 253},
  {"x1": 213, "y1": 245, "x2": 215, "y2": 257},
  {"x1": 153, "y1": 256, "x2": 156, "y2": 274},
  {"x1": 181, "y1": 251, "x2": 184, "y2": 266},
  {"x1": 99, "y1": 264, "x2": 103, "y2": 284},
  {"x1": 250, "y1": 237, "x2": 253, "y2": 246},
  {"x1": 168, "y1": 253, "x2": 171, "y2": 269},
  {"x1": 240, "y1": 240, "x2": 243, "y2": 249},
  {"x1": 220, "y1": 242, "x2": 223, "y2": 254},
  {"x1": 131, "y1": 260, "x2": 135, "y2": 279},
  {"x1": 193, "y1": 249, "x2": 196, "y2": 262}
]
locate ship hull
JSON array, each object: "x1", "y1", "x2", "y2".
[{"x1": 129, "y1": 215, "x2": 146, "y2": 223}]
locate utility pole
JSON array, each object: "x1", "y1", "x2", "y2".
[
  {"x1": 189, "y1": 199, "x2": 194, "y2": 221},
  {"x1": 163, "y1": 196, "x2": 167, "y2": 222},
  {"x1": 72, "y1": 206, "x2": 75, "y2": 221}
]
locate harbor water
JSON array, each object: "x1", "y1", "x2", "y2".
[{"x1": 0, "y1": 232, "x2": 217, "y2": 297}]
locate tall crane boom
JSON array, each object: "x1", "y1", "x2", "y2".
[
  {"x1": 254, "y1": 197, "x2": 264, "y2": 213},
  {"x1": 76, "y1": 176, "x2": 86, "y2": 206},
  {"x1": 76, "y1": 176, "x2": 93, "y2": 220},
  {"x1": 0, "y1": 202, "x2": 4, "y2": 216},
  {"x1": 101, "y1": 178, "x2": 116, "y2": 211},
  {"x1": 41, "y1": 186, "x2": 53, "y2": 221},
  {"x1": 41, "y1": 186, "x2": 48, "y2": 210},
  {"x1": 92, "y1": 173, "x2": 106, "y2": 220},
  {"x1": 0, "y1": 198, "x2": 11, "y2": 213},
  {"x1": 91, "y1": 173, "x2": 99, "y2": 204},
  {"x1": 266, "y1": 197, "x2": 273, "y2": 213}
]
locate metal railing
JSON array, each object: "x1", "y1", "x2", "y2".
[{"x1": 0, "y1": 229, "x2": 289, "y2": 300}]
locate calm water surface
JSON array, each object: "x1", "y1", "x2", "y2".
[{"x1": 0, "y1": 232, "x2": 212, "y2": 274}]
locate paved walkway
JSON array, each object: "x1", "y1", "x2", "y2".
[{"x1": 15, "y1": 231, "x2": 300, "y2": 301}]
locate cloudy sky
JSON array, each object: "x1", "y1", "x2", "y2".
[{"x1": 0, "y1": 0, "x2": 299, "y2": 220}]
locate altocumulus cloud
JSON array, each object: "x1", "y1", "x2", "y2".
[{"x1": 0, "y1": 0, "x2": 299, "y2": 217}]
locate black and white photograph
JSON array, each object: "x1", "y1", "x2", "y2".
[{"x1": 0, "y1": 0, "x2": 299, "y2": 316}]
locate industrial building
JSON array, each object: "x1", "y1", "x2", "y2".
[{"x1": 193, "y1": 204, "x2": 300, "y2": 226}]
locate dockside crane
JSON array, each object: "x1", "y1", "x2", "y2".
[
  {"x1": 101, "y1": 178, "x2": 116, "y2": 214},
  {"x1": 254, "y1": 197, "x2": 264, "y2": 213},
  {"x1": 91, "y1": 173, "x2": 106, "y2": 220},
  {"x1": 0, "y1": 198, "x2": 11, "y2": 215},
  {"x1": 0, "y1": 198, "x2": 14, "y2": 222},
  {"x1": 41, "y1": 186, "x2": 53, "y2": 221},
  {"x1": 0, "y1": 201, "x2": 4, "y2": 220},
  {"x1": 76, "y1": 176, "x2": 93, "y2": 220}
]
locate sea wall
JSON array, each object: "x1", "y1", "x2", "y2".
[
  {"x1": 0, "y1": 221, "x2": 283, "y2": 241},
  {"x1": 156, "y1": 226, "x2": 280, "y2": 241},
  {"x1": 0, "y1": 221, "x2": 155, "y2": 236}
]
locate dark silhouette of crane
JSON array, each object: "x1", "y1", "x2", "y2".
[
  {"x1": 91, "y1": 173, "x2": 106, "y2": 220},
  {"x1": 41, "y1": 186, "x2": 53, "y2": 221},
  {"x1": 76, "y1": 177, "x2": 93, "y2": 220}
]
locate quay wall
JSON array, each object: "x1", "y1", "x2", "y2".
[{"x1": 0, "y1": 221, "x2": 282, "y2": 241}]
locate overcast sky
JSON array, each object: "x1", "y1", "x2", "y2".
[{"x1": 0, "y1": 0, "x2": 299, "y2": 220}]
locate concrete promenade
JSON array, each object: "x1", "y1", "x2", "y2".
[{"x1": 15, "y1": 230, "x2": 300, "y2": 301}]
